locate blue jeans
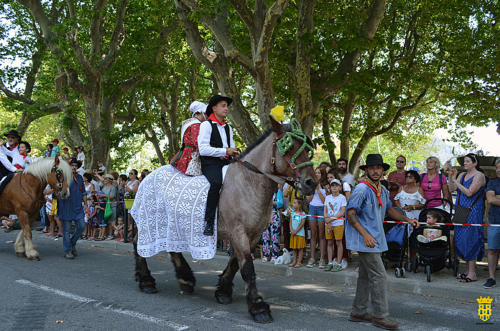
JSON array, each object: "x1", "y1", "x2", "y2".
[
  {"x1": 40, "y1": 205, "x2": 47, "y2": 228},
  {"x1": 62, "y1": 218, "x2": 85, "y2": 253}
]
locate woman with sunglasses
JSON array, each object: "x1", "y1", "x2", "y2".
[
  {"x1": 420, "y1": 156, "x2": 452, "y2": 210},
  {"x1": 448, "y1": 153, "x2": 487, "y2": 283}
]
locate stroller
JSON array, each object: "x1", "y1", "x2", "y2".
[
  {"x1": 413, "y1": 198, "x2": 459, "y2": 282},
  {"x1": 383, "y1": 213, "x2": 409, "y2": 278}
]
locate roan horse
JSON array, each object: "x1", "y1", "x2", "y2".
[
  {"x1": 0, "y1": 156, "x2": 71, "y2": 260},
  {"x1": 133, "y1": 117, "x2": 317, "y2": 323}
]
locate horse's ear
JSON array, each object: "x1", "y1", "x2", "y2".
[
  {"x1": 54, "y1": 155, "x2": 60, "y2": 166},
  {"x1": 270, "y1": 116, "x2": 283, "y2": 134}
]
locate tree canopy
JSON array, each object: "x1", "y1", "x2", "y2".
[{"x1": 0, "y1": 0, "x2": 497, "y2": 172}]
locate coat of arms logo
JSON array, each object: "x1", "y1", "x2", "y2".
[{"x1": 477, "y1": 296, "x2": 493, "y2": 322}]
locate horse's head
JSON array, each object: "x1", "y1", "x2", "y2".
[
  {"x1": 270, "y1": 116, "x2": 317, "y2": 195},
  {"x1": 47, "y1": 156, "x2": 70, "y2": 199}
]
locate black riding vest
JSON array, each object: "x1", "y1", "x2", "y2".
[{"x1": 200, "y1": 120, "x2": 231, "y2": 166}]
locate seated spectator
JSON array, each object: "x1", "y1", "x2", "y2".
[{"x1": 1, "y1": 215, "x2": 19, "y2": 232}]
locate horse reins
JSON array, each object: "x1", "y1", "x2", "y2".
[{"x1": 237, "y1": 120, "x2": 315, "y2": 187}]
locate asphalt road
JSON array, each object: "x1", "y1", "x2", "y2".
[{"x1": 0, "y1": 229, "x2": 497, "y2": 330}]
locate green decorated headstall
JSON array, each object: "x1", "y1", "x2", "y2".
[{"x1": 275, "y1": 118, "x2": 315, "y2": 169}]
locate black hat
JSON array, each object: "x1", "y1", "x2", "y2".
[
  {"x1": 4, "y1": 129, "x2": 21, "y2": 139},
  {"x1": 360, "y1": 154, "x2": 390, "y2": 171},
  {"x1": 206, "y1": 95, "x2": 233, "y2": 116},
  {"x1": 69, "y1": 157, "x2": 82, "y2": 168}
]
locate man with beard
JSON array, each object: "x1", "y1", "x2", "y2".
[
  {"x1": 337, "y1": 158, "x2": 355, "y2": 188},
  {"x1": 346, "y1": 154, "x2": 419, "y2": 330}
]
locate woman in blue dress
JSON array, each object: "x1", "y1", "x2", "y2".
[{"x1": 449, "y1": 153, "x2": 486, "y2": 283}]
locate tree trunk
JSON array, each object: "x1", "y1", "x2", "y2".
[
  {"x1": 255, "y1": 66, "x2": 275, "y2": 129},
  {"x1": 340, "y1": 93, "x2": 358, "y2": 159},
  {"x1": 349, "y1": 131, "x2": 374, "y2": 173},
  {"x1": 295, "y1": 0, "x2": 317, "y2": 136},
  {"x1": 321, "y1": 107, "x2": 336, "y2": 165},
  {"x1": 146, "y1": 124, "x2": 166, "y2": 165}
]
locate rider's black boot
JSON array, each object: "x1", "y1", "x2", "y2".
[{"x1": 203, "y1": 220, "x2": 214, "y2": 236}]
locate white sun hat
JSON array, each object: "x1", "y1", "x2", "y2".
[{"x1": 189, "y1": 101, "x2": 207, "y2": 117}]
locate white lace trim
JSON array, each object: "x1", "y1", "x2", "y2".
[{"x1": 130, "y1": 165, "x2": 217, "y2": 260}]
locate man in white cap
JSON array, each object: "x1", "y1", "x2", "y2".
[{"x1": 170, "y1": 101, "x2": 207, "y2": 176}]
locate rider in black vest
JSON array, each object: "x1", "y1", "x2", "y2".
[
  {"x1": 198, "y1": 95, "x2": 239, "y2": 236},
  {"x1": 0, "y1": 130, "x2": 21, "y2": 179}
]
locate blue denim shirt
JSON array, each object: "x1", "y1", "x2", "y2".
[
  {"x1": 345, "y1": 183, "x2": 392, "y2": 253},
  {"x1": 57, "y1": 174, "x2": 86, "y2": 221}
]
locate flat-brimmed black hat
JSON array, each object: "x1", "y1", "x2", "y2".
[
  {"x1": 4, "y1": 129, "x2": 21, "y2": 139},
  {"x1": 206, "y1": 95, "x2": 233, "y2": 116},
  {"x1": 360, "y1": 154, "x2": 390, "y2": 171},
  {"x1": 69, "y1": 157, "x2": 82, "y2": 168}
]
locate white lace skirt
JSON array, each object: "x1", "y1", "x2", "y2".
[{"x1": 130, "y1": 165, "x2": 217, "y2": 259}]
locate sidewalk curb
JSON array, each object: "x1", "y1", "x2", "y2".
[{"x1": 70, "y1": 237, "x2": 499, "y2": 305}]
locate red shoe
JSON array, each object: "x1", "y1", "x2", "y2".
[
  {"x1": 116, "y1": 238, "x2": 124, "y2": 242},
  {"x1": 349, "y1": 313, "x2": 373, "y2": 323},
  {"x1": 372, "y1": 317, "x2": 400, "y2": 330}
]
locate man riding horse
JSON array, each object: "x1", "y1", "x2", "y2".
[
  {"x1": 0, "y1": 130, "x2": 22, "y2": 179},
  {"x1": 198, "y1": 95, "x2": 239, "y2": 236}
]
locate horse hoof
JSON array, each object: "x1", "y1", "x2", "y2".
[
  {"x1": 28, "y1": 256, "x2": 40, "y2": 261},
  {"x1": 179, "y1": 284, "x2": 194, "y2": 294},
  {"x1": 140, "y1": 286, "x2": 158, "y2": 294},
  {"x1": 215, "y1": 294, "x2": 232, "y2": 305},
  {"x1": 16, "y1": 252, "x2": 26, "y2": 258},
  {"x1": 253, "y1": 312, "x2": 273, "y2": 324}
]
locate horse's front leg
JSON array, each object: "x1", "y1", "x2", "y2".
[
  {"x1": 133, "y1": 231, "x2": 157, "y2": 294},
  {"x1": 14, "y1": 231, "x2": 25, "y2": 257},
  {"x1": 170, "y1": 252, "x2": 196, "y2": 294},
  {"x1": 18, "y1": 212, "x2": 39, "y2": 260},
  {"x1": 234, "y1": 242, "x2": 273, "y2": 323},
  {"x1": 215, "y1": 255, "x2": 239, "y2": 304}
]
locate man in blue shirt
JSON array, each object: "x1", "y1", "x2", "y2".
[
  {"x1": 346, "y1": 154, "x2": 418, "y2": 330},
  {"x1": 57, "y1": 158, "x2": 88, "y2": 259}
]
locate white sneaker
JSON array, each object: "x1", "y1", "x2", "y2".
[
  {"x1": 332, "y1": 260, "x2": 340, "y2": 267},
  {"x1": 341, "y1": 259, "x2": 348, "y2": 270}
]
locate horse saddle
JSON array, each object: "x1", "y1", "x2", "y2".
[{"x1": 0, "y1": 173, "x2": 16, "y2": 197}]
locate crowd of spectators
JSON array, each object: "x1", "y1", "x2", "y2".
[{"x1": 257, "y1": 155, "x2": 500, "y2": 289}]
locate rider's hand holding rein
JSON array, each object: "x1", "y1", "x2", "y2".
[{"x1": 226, "y1": 148, "x2": 239, "y2": 157}]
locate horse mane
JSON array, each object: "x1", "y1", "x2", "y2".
[
  {"x1": 238, "y1": 124, "x2": 291, "y2": 159},
  {"x1": 24, "y1": 157, "x2": 72, "y2": 186}
]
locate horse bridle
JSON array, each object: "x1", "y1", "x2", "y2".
[
  {"x1": 239, "y1": 119, "x2": 315, "y2": 187},
  {"x1": 52, "y1": 164, "x2": 65, "y2": 193}
]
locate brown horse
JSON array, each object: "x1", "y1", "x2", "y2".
[
  {"x1": 133, "y1": 117, "x2": 317, "y2": 323},
  {"x1": 0, "y1": 156, "x2": 71, "y2": 260}
]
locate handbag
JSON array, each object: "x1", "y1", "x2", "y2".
[
  {"x1": 452, "y1": 175, "x2": 482, "y2": 224},
  {"x1": 385, "y1": 224, "x2": 405, "y2": 246},
  {"x1": 104, "y1": 197, "x2": 113, "y2": 220}
]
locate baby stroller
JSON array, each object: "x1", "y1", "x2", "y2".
[
  {"x1": 383, "y1": 214, "x2": 409, "y2": 278},
  {"x1": 413, "y1": 198, "x2": 458, "y2": 282}
]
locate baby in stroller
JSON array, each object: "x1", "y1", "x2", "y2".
[
  {"x1": 414, "y1": 198, "x2": 458, "y2": 281},
  {"x1": 417, "y1": 210, "x2": 447, "y2": 243}
]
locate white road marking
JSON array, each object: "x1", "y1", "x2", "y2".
[{"x1": 15, "y1": 279, "x2": 189, "y2": 331}]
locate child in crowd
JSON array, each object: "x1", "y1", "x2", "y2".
[
  {"x1": 50, "y1": 139, "x2": 60, "y2": 157},
  {"x1": 114, "y1": 217, "x2": 125, "y2": 242},
  {"x1": 1, "y1": 215, "x2": 18, "y2": 232},
  {"x1": 417, "y1": 210, "x2": 447, "y2": 243},
  {"x1": 327, "y1": 169, "x2": 351, "y2": 199},
  {"x1": 324, "y1": 180, "x2": 347, "y2": 271},
  {"x1": 94, "y1": 192, "x2": 107, "y2": 241},
  {"x1": 45, "y1": 186, "x2": 62, "y2": 239},
  {"x1": 288, "y1": 198, "x2": 306, "y2": 268},
  {"x1": 85, "y1": 195, "x2": 99, "y2": 240}
]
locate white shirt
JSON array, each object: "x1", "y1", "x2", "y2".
[
  {"x1": 77, "y1": 152, "x2": 85, "y2": 167},
  {"x1": 198, "y1": 120, "x2": 235, "y2": 158},
  {"x1": 341, "y1": 173, "x2": 355, "y2": 187},
  {"x1": 324, "y1": 194, "x2": 347, "y2": 226},
  {"x1": 309, "y1": 188, "x2": 326, "y2": 207},
  {"x1": 342, "y1": 182, "x2": 351, "y2": 193},
  {"x1": 0, "y1": 144, "x2": 28, "y2": 171}
]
